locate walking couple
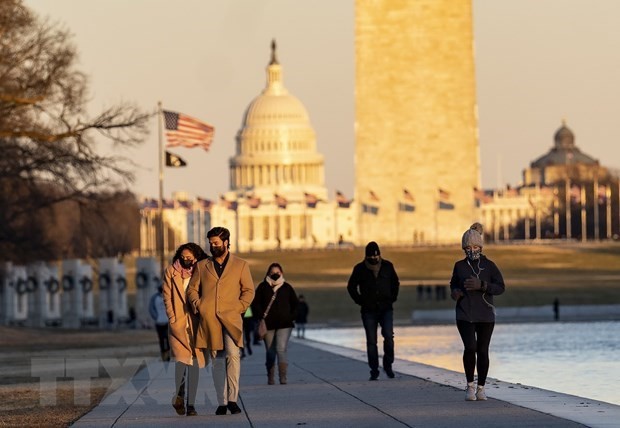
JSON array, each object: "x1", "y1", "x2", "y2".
[{"x1": 162, "y1": 227, "x2": 254, "y2": 417}]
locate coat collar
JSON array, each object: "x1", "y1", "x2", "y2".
[
  {"x1": 171, "y1": 269, "x2": 187, "y2": 302},
  {"x1": 205, "y1": 253, "x2": 235, "y2": 280}
]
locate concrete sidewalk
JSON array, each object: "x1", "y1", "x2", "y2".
[{"x1": 75, "y1": 339, "x2": 619, "y2": 427}]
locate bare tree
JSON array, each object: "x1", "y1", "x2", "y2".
[{"x1": 0, "y1": 0, "x2": 151, "y2": 261}]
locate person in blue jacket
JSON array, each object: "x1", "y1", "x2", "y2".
[{"x1": 450, "y1": 223, "x2": 505, "y2": 402}]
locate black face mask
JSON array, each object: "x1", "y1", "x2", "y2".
[
  {"x1": 366, "y1": 257, "x2": 379, "y2": 265},
  {"x1": 211, "y1": 246, "x2": 225, "y2": 257},
  {"x1": 180, "y1": 259, "x2": 193, "y2": 269},
  {"x1": 269, "y1": 273, "x2": 281, "y2": 281}
]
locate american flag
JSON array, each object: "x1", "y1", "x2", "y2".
[
  {"x1": 304, "y1": 192, "x2": 319, "y2": 208},
  {"x1": 163, "y1": 110, "x2": 214, "y2": 151},
  {"x1": 247, "y1": 194, "x2": 261, "y2": 209},
  {"x1": 399, "y1": 188, "x2": 415, "y2": 212},
  {"x1": 274, "y1": 193, "x2": 288, "y2": 209},
  {"x1": 140, "y1": 198, "x2": 159, "y2": 210},
  {"x1": 474, "y1": 187, "x2": 494, "y2": 206},
  {"x1": 196, "y1": 197, "x2": 213, "y2": 210},
  {"x1": 219, "y1": 195, "x2": 238, "y2": 211},
  {"x1": 438, "y1": 188, "x2": 455, "y2": 210},
  {"x1": 335, "y1": 190, "x2": 351, "y2": 208},
  {"x1": 176, "y1": 200, "x2": 192, "y2": 209},
  {"x1": 162, "y1": 198, "x2": 175, "y2": 209}
]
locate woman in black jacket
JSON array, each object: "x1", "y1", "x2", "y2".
[
  {"x1": 450, "y1": 223, "x2": 505, "y2": 402},
  {"x1": 252, "y1": 262, "x2": 298, "y2": 385}
]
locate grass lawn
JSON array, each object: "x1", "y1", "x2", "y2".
[{"x1": 236, "y1": 242, "x2": 620, "y2": 324}]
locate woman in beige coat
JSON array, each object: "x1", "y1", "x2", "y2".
[{"x1": 162, "y1": 242, "x2": 208, "y2": 417}]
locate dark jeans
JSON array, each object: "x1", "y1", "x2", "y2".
[
  {"x1": 155, "y1": 323, "x2": 170, "y2": 353},
  {"x1": 456, "y1": 320, "x2": 495, "y2": 385},
  {"x1": 361, "y1": 309, "x2": 394, "y2": 374},
  {"x1": 242, "y1": 317, "x2": 255, "y2": 356}
]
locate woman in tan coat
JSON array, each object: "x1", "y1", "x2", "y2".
[{"x1": 162, "y1": 242, "x2": 208, "y2": 417}]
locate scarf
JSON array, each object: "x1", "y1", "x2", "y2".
[
  {"x1": 265, "y1": 274, "x2": 285, "y2": 293},
  {"x1": 172, "y1": 259, "x2": 194, "y2": 279},
  {"x1": 364, "y1": 258, "x2": 382, "y2": 278}
]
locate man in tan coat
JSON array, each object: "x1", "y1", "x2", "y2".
[{"x1": 187, "y1": 227, "x2": 255, "y2": 416}]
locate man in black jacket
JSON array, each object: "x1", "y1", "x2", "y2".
[{"x1": 347, "y1": 241, "x2": 400, "y2": 380}]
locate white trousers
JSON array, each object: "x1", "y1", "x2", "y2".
[{"x1": 212, "y1": 327, "x2": 241, "y2": 405}]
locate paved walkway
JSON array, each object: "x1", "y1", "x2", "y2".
[{"x1": 75, "y1": 339, "x2": 619, "y2": 427}]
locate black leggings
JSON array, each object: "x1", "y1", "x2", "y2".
[{"x1": 456, "y1": 320, "x2": 495, "y2": 385}]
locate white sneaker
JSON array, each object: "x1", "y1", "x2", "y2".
[
  {"x1": 465, "y1": 383, "x2": 477, "y2": 401},
  {"x1": 476, "y1": 385, "x2": 487, "y2": 401}
]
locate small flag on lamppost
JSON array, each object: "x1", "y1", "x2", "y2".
[{"x1": 165, "y1": 151, "x2": 187, "y2": 167}]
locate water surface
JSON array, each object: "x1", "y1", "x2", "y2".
[{"x1": 305, "y1": 321, "x2": 619, "y2": 406}]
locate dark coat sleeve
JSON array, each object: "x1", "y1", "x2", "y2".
[
  {"x1": 347, "y1": 264, "x2": 362, "y2": 305},
  {"x1": 389, "y1": 263, "x2": 400, "y2": 302},
  {"x1": 485, "y1": 260, "x2": 506, "y2": 296}
]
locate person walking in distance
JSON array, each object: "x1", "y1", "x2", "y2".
[
  {"x1": 162, "y1": 242, "x2": 208, "y2": 416},
  {"x1": 295, "y1": 294, "x2": 309, "y2": 339},
  {"x1": 149, "y1": 286, "x2": 171, "y2": 362},
  {"x1": 252, "y1": 263, "x2": 299, "y2": 385},
  {"x1": 240, "y1": 307, "x2": 255, "y2": 358},
  {"x1": 187, "y1": 227, "x2": 255, "y2": 416},
  {"x1": 347, "y1": 241, "x2": 400, "y2": 380},
  {"x1": 450, "y1": 223, "x2": 505, "y2": 401}
]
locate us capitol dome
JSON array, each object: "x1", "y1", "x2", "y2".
[
  {"x1": 210, "y1": 40, "x2": 355, "y2": 252},
  {"x1": 230, "y1": 40, "x2": 326, "y2": 200}
]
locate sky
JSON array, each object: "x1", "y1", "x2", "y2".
[{"x1": 25, "y1": 0, "x2": 620, "y2": 201}]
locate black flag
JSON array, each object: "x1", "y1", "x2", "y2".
[{"x1": 165, "y1": 151, "x2": 187, "y2": 167}]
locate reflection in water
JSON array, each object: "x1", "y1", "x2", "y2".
[{"x1": 305, "y1": 321, "x2": 619, "y2": 406}]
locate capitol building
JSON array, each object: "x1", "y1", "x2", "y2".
[{"x1": 140, "y1": 42, "x2": 357, "y2": 254}]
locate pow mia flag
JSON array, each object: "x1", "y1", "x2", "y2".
[{"x1": 165, "y1": 151, "x2": 187, "y2": 167}]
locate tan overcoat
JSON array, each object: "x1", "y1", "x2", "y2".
[
  {"x1": 186, "y1": 254, "x2": 255, "y2": 350},
  {"x1": 162, "y1": 264, "x2": 206, "y2": 367}
]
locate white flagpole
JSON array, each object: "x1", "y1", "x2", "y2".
[
  {"x1": 158, "y1": 101, "x2": 165, "y2": 275},
  {"x1": 565, "y1": 179, "x2": 572, "y2": 239},
  {"x1": 535, "y1": 182, "x2": 541, "y2": 240},
  {"x1": 594, "y1": 176, "x2": 600, "y2": 241},
  {"x1": 607, "y1": 185, "x2": 612, "y2": 239},
  {"x1": 553, "y1": 186, "x2": 559, "y2": 237}
]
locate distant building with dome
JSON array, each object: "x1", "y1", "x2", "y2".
[
  {"x1": 479, "y1": 121, "x2": 619, "y2": 241},
  {"x1": 202, "y1": 41, "x2": 356, "y2": 252}
]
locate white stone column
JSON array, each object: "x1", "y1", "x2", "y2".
[
  {"x1": 61, "y1": 259, "x2": 95, "y2": 328},
  {"x1": 3, "y1": 264, "x2": 29, "y2": 324},
  {"x1": 135, "y1": 257, "x2": 159, "y2": 329},
  {"x1": 26, "y1": 263, "x2": 43, "y2": 327},
  {"x1": 27, "y1": 263, "x2": 61, "y2": 327},
  {"x1": 98, "y1": 258, "x2": 128, "y2": 329}
]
